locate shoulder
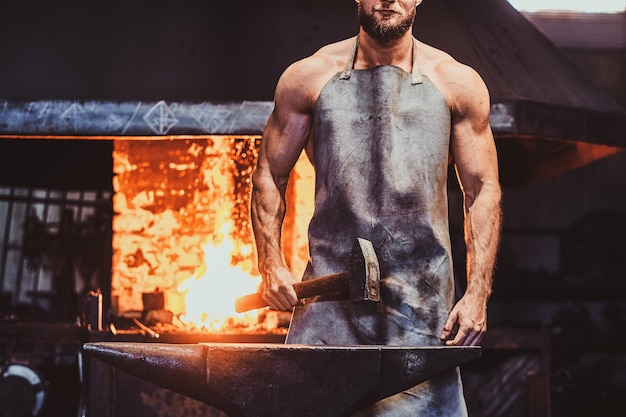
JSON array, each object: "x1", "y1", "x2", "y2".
[
  {"x1": 292, "y1": 37, "x2": 355, "y2": 79},
  {"x1": 417, "y1": 41, "x2": 490, "y2": 117},
  {"x1": 274, "y1": 37, "x2": 356, "y2": 111}
]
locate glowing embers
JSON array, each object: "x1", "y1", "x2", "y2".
[
  {"x1": 111, "y1": 137, "x2": 261, "y2": 319},
  {"x1": 177, "y1": 220, "x2": 260, "y2": 331},
  {"x1": 111, "y1": 136, "x2": 312, "y2": 333}
]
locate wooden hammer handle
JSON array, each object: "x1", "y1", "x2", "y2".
[
  {"x1": 234, "y1": 272, "x2": 348, "y2": 313},
  {"x1": 234, "y1": 292, "x2": 269, "y2": 313}
]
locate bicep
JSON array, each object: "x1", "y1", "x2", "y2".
[
  {"x1": 450, "y1": 83, "x2": 499, "y2": 205},
  {"x1": 453, "y1": 125, "x2": 498, "y2": 202},
  {"x1": 256, "y1": 96, "x2": 312, "y2": 190}
]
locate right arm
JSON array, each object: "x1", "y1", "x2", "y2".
[{"x1": 250, "y1": 62, "x2": 315, "y2": 311}]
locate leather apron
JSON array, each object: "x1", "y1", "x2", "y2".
[{"x1": 286, "y1": 38, "x2": 468, "y2": 416}]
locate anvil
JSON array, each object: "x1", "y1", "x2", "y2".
[{"x1": 83, "y1": 342, "x2": 480, "y2": 417}]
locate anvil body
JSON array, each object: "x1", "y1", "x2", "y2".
[{"x1": 83, "y1": 342, "x2": 480, "y2": 417}]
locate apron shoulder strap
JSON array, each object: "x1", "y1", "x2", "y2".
[
  {"x1": 340, "y1": 37, "x2": 359, "y2": 80},
  {"x1": 411, "y1": 39, "x2": 423, "y2": 85},
  {"x1": 340, "y1": 36, "x2": 423, "y2": 85}
]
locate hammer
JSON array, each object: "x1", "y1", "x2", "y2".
[{"x1": 235, "y1": 238, "x2": 380, "y2": 313}]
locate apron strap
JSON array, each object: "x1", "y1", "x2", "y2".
[
  {"x1": 340, "y1": 37, "x2": 359, "y2": 80},
  {"x1": 411, "y1": 39, "x2": 423, "y2": 85},
  {"x1": 340, "y1": 36, "x2": 424, "y2": 85}
]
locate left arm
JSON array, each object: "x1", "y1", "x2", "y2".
[{"x1": 440, "y1": 65, "x2": 502, "y2": 346}]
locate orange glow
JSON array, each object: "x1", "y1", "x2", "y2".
[
  {"x1": 176, "y1": 220, "x2": 261, "y2": 331},
  {"x1": 111, "y1": 137, "x2": 314, "y2": 327}
]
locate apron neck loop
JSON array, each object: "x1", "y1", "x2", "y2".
[
  {"x1": 340, "y1": 36, "x2": 359, "y2": 80},
  {"x1": 340, "y1": 36, "x2": 424, "y2": 85},
  {"x1": 411, "y1": 39, "x2": 423, "y2": 85}
]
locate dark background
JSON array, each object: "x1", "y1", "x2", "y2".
[{"x1": 0, "y1": 0, "x2": 355, "y2": 102}]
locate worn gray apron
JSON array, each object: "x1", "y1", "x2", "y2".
[{"x1": 286, "y1": 38, "x2": 468, "y2": 416}]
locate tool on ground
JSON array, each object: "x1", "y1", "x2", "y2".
[
  {"x1": 235, "y1": 237, "x2": 380, "y2": 313},
  {"x1": 83, "y1": 342, "x2": 481, "y2": 417}
]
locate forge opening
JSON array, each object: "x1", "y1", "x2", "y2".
[{"x1": 112, "y1": 136, "x2": 314, "y2": 332}]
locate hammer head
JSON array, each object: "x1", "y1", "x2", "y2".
[{"x1": 349, "y1": 238, "x2": 381, "y2": 303}]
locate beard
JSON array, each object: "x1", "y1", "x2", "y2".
[{"x1": 358, "y1": 4, "x2": 416, "y2": 42}]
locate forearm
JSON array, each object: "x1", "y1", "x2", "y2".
[
  {"x1": 250, "y1": 168, "x2": 289, "y2": 276},
  {"x1": 250, "y1": 165, "x2": 301, "y2": 310},
  {"x1": 463, "y1": 182, "x2": 502, "y2": 304}
]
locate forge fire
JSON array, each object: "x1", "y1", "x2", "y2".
[{"x1": 111, "y1": 137, "x2": 313, "y2": 332}]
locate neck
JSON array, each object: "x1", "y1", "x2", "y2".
[{"x1": 355, "y1": 31, "x2": 414, "y2": 70}]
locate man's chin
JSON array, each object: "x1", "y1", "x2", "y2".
[
  {"x1": 365, "y1": 26, "x2": 411, "y2": 42},
  {"x1": 360, "y1": 10, "x2": 415, "y2": 42}
]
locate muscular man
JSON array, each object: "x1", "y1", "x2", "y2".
[{"x1": 251, "y1": 0, "x2": 502, "y2": 414}]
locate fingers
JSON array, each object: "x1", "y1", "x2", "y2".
[
  {"x1": 442, "y1": 320, "x2": 486, "y2": 346},
  {"x1": 440, "y1": 313, "x2": 458, "y2": 342},
  {"x1": 464, "y1": 322, "x2": 486, "y2": 346},
  {"x1": 258, "y1": 265, "x2": 300, "y2": 311},
  {"x1": 440, "y1": 305, "x2": 464, "y2": 342},
  {"x1": 268, "y1": 286, "x2": 299, "y2": 311},
  {"x1": 440, "y1": 308, "x2": 487, "y2": 346},
  {"x1": 261, "y1": 280, "x2": 299, "y2": 311}
]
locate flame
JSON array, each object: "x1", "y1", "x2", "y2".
[{"x1": 176, "y1": 219, "x2": 261, "y2": 331}]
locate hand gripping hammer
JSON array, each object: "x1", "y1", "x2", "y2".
[{"x1": 235, "y1": 238, "x2": 381, "y2": 313}]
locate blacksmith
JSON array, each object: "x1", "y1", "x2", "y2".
[{"x1": 251, "y1": 0, "x2": 502, "y2": 414}]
